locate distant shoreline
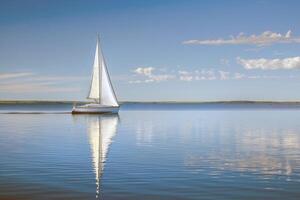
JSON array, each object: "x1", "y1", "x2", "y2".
[{"x1": 1, "y1": 100, "x2": 300, "y2": 105}]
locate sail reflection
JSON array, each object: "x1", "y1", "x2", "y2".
[{"x1": 86, "y1": 114, "x2": 119, "y2": 198}]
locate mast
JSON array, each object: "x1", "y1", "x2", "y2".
[{"x1": 97, "y1": 35, "x2": 102, "y2": 104}]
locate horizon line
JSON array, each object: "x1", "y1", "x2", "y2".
[{"x1": 2, "y1": 99, "x2": 300, "y2": 104}]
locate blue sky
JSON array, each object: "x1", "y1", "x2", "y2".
[{"x1": 1, "y1": 0, "x2": 300, "y2": 101}]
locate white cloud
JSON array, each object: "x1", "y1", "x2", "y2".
[
  {"x1": 178, "y1": 70, "x2": 189, "y2": 75},
  {"x1": 179, "y1": 75, "x2": 193, "y2": 81},
  {"x1": 0, "y1": 71, "x2": 87, "y2": 93},
  {"x1": 134, "y1": 67, "x2": 154, "y2": 76},
  {"x1": 196, "y1": 69, "x2": 217, "y2": 80},
  {"x1": 130, "y1": 66, "x2": 299, "y2": 83},
  {"x1": 0, "y1": 72, "x2": 34, "y2": 80},
  {"x1": 178, "y1": 70, "x2": 193, "y2": 81},
  {"x1": 183, "y1": 30, "x2": 300, "y2": 46},
  {"x1": 132, "y1": 68, "x2": 239, "y2": 83},
  {"x1": 219, "y1": 70, "x2": 230, "y2": 80},
  {"x1": 0, "y1": 82, "x2": 80, "y2": 93},
  {"x1": 248, "y1": 75, "x2": 261, "y2": 79},
  {"x1": 132, "y1": 67, "x2": 175, "y2": 83},
  {"x1": 150, "y1": 74, "x2": 175, "y2": 82},
  {"x1": 237, "y1": 56, "x2": 300, "y2": 70},
  {"x1": 233, "y1": 72, "x2": 245, "y2": 79}
]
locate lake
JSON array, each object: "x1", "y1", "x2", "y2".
[{"x1": 0, "y1": 103, "x2": 300, "y2": 199}]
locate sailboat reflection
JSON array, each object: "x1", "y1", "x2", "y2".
[{"x1": 86, "y1": 114, "x2": 119, "y2": 199}]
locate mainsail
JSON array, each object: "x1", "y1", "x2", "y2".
[{"x1": 87, "y1": 36, "x2": 119, "y2": 107}]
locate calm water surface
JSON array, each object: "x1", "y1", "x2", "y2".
[{"x1": 0, "y1": 103, "x2": 300, "y2": 199}]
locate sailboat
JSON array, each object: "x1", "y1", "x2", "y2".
[
  {"x1": 87, "y1": 114, "x2": 119, "y2": 198},
  {"x1": 72, "y1": 36, "x2": 119, "y2": 114}
]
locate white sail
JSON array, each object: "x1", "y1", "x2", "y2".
[
  {"x1": 88, "y1": 115, "x2": 119, "y2": 198},
  {"x1": 88, "y1": 41, "x2": 101, "y2": 100},
  {"x1": 87, "y1": 36, "x2": 119, "y2": 107}
]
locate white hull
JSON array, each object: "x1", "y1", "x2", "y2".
[{"x1": 72, "y1": 104, "x2": 119, "y2": 114}]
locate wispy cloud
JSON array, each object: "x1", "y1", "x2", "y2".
[
  {"x1": 237, "y1": 56, "x2": 300, "y2": 70},
  {"x1": 134, "y1": 67, "x2": 155, "y2": 76},
  {"x1": 219, "y1": 70, "x2": 230, "y2": 80},
  {"x1": 178, "y1": 70, "x2": 194, "y2": 81},
  {"x1": 130, "y1": 67, "x2": 287, "y2": 83},
  {"x1": 183, "y1": 30, "x2": 300, "y2": 46},
  {"x1": 0, "y1": 72, "x2": 34, "y2": 80},
  {"x1": 131, "y1": 67, "x2": 175, "y2": 83},
  {"x1": 0, "y1": 71, "x2": 88, "y2": 93},
  {"x1": 0, "y1": 83, "x2": 80, "y2": 93},
  {"x1": 178, "y1": 70, "x2": 218, "y2": 81},
  {"x1": 233, "y1": 72, "x2": 245, "y2": 79}
]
